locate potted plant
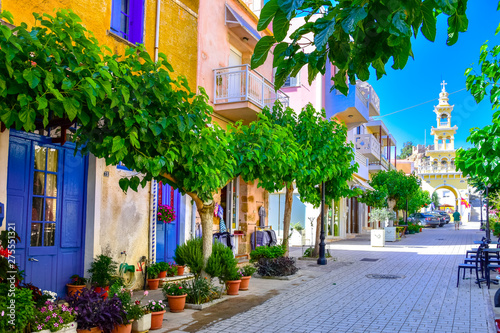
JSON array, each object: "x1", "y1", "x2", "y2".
[
  {"x1": 157, "y1": 204, "x2": 176, "y2": 223},
  {"x1": 131, "y1": 291, "x2": 151, "y2": 333},
  {"x1": 156, "y1": 262, "x2": 168, "y2": 278},
  {"x1": 147, "y1": 263, "x2": 161, "y2": 290},
  {"x1": 238, "y1": 265, "x2": 257, "y2": 291},
  {"x1": 0, "y1": 284, "x2": 35, "y2": 333},
  {"x1": 167, "y1": 262, "x2": 178, "y2": 277},
  {"x1": 66, "y1": 287, "x2": 125, "y2": 333},
  {"x1": 31, "y1": 301, "x2": 77, "y2": 333},
  {"x1": 173, "y1": 246, "x2": 187, "y2": 276},
  {"x1": 109, "y1": 282, "x2": 144, "y2": 333},
  {"x1": 144, "y1": 300, "x2": 167, "y2": 330},
  {"x1": 206, "y1": 241, "x2": 240, "y2": 295},
  {"x1": 88, "y1": 254, "x2": 118, "y2": 299},
  {"x1": 67, "y1": 274, "x2": 88, "y2": 297},
  {"x1": 173, "y1": 238, "x2": 204, "y2": 278},
  {"x1": 162, "y1": 282, "x2": 187, "y2": 313}
]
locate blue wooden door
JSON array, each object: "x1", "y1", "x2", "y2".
[
  {"x1": 156, "y1": 183, "x2": 180, "y2": 263},
  {"x1": 7, "y1": 132, "x2": 87, "y2": 296}
]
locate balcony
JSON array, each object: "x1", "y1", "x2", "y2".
[
  {"x1": 213, "y1": 65, "x2": 289, "y2": 124},
  {"x1": 325, "y1": 74, "x2": 380, "y2": 129},
  {"x1": 354, "y1": 134, "x2": 381, "y2": 162},
  {"x1": 368, "y1": 156, "x2": 392, "y2": 173},
  {"x1": 417, "y1": 164, "x2": 459, "y2": 174}
]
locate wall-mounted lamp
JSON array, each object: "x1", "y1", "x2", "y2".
[
  {"x1": 348, "y1": 115, "x2": 354, "y2": 118},
  {"x1": 242, "y1": 37, "x2": 249, "y2": 42}
]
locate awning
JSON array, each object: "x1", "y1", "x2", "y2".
[
  {"x1": 225, "y1": 4, "x2": 260, "y2": 46},
  {"x1": 352, "y1": 175, "x2": 374, "y2": 191}
]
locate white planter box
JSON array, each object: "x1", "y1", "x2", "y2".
[
  {"x1": 61, "y1": 323, "x2": 77, "y2": 333},
  {"x1": 371, "y1": 229, "x2": 385, "y2": 247},
  {"x1": 385, "y1": 227, "x2": 397, "y2": 242},
  {"x1": 132, "y1": 312, "x2": 151, "y2": 332}
]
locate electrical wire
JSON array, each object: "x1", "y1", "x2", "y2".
[{"x1": 373, "y1": 88, "x2": 467, "y2": 119}]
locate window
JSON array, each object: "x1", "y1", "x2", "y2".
[
  {"x1": 283, "y1": 73, "x2": 300, "y2": 87},
  {"x1": 110, "y1": 0, "x2": 144, "y2": 44},
  {"x1": 356, "y1": 126, "x2": 362, "y2": 135}
]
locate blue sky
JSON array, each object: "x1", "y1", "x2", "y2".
[{"x1": 368, "y1": 1, "x2": 500, "y2": 153}]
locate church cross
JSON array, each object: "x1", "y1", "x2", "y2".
[{"x1": 441, "y1": 80, "x2": 447, "y2": 91}]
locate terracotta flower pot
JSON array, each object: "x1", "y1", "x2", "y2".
[
  {"x1": 239, "y1": 276, "x2": 251, "y2": 290},
  {"x1": 226, "y1": 280, "x2": 241, "y2": 295},
  {"x1": 111, "y1": 322, "x2": 132, "y2": 333},
  {"x1": 158, "y1": 271, "x2": 167, "y2": 278},
  {"x1": 167, "y1": 294, "x2": 187, "y2": 312},
  {"x1": 177, "y1": 265, "x2": 185, "y2": 276},
  {"x1": 150, "y1": 310, "x2": 166, "y2": 330},
  {"x1": 94, "y1": 286, "x2": 109, "y2": 299},
  {"x1": 67, "y1": 284, "x2": 86, "y2": 297},
  {"x1": 77, "y1": 328, "x2": 101, "y2": 333},
  {"x1": 147, "y1": 278, "x2": 160, "y2": 290}
]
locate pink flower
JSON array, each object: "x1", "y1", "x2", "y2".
[
  {"x1": 54, "y1": 323, "x2": 59, "y2": 328},
  {"x1": 144, "y1": 291, "x2": 149, "y2": 296},
  {"x1": 46, "y1": 316, "x2": 51, "y2": 322},
  {"x1": 152, "y1": 301, "x2": 156, "y2": 305},
  {"x1": 31, "y1": 61, "x2": 37, "y2": 66},
  {"x1": 158, "y1": 300, "x2": 162, "y2": 303},
  {"x1": 59, "y1": 319, "x2": 63, "y2": 324},
  {"x1": 179, "y1": 286, "x2": 182, "y2": 289},
  {"x1": 52, "y1": 313, "x2": 57, "y2": 318},
  {"x1": 48, "y1": 304, "x2": 54, "y2": 311},
  {"x1": 1, "y1": 311, "x2": 4, "y2": 316},
  {"x1": 37, "y1": 325, "x2": 43, "y2": 330}
]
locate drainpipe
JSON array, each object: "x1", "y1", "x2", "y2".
[
  {"x1": 154, "y1": 0, "x2": 161, "y2": 62},
  {"x1": 191, "y1": 200, "x2": 196, "y2": 239}
]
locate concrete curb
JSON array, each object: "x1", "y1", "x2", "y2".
[{"x1": 184, "y1": 296, "x2": 228, "y2": 310}]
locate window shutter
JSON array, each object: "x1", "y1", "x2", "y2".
[
  {"x1": 129, "y1": 0, "x2": 145, "y2": 44},
  {"x1": 110, "y1": 0, "x2": 121, "y2": 33},
  {"x1": 289, "y1": 75, "x2": 298, "y2": 87}
]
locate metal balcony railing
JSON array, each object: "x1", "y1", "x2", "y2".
[{"x1": 213, "y1": 65, "x2": 289, "y2": 109}]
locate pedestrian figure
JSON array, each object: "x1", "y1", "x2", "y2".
[{"x1": 453, "y1": 210, "x2": 461, "y2": 230}]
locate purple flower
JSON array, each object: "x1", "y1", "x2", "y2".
[
  {"x1": 46, "y1": 316, "x2": 51, "y2": 322},
  {"x1": 48, "y1": 304, "x2": 54, "y2": 311},
  {"x1": 37, "y1": 325, "x2": 43, "y2": 330},
  {"x1": 54, "y1": 323, "x2": 59, "y2": 328},
  {"x1": 59, "y1": 318, "x2": 63, "y2": 324},
  {"x1": 52, "y1": 312, "x2": 57, "y2": 318},
  {"x1": 1, "y1": 311, "x2": 3, "y2": 316}
]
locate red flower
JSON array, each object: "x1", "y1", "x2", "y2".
[{"x1": 31, "y1": 61, "x2": 37, "y2": 66}]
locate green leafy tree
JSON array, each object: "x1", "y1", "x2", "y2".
[
  {"x1": 370, "y1": 170, "x2": 420, "y2": 221},
  {"x1": 0, "y1": 10, "x2": 294, "y2": 267},
  {"x1": 398, "y1": 141, "x2": 414, "y2": 159},
  {"x1": 251, "y1": 0, "x2": 468, "y2": 92},
  {"x1": 358, "y1": 188, "x2": 388, "y2": 209},
  {"x1": 246, "y1": 103, "x2": 359, "y2": 256}
]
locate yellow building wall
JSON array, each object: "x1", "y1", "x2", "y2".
[
  {"x1": 3, "y1": 0, "x2": 198, "y2": 90},
  {"x1": 2, "y1": 1, "x2": 198, "y2": 288}
]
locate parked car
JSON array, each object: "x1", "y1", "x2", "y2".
[
  {"x1": 429, "y1": 213, "x2": 446, "y2": 227},
  {"x1": 431, "y1": 210, "x2": 451, "y2": 224},
  {"x1": 409, "y1": 213, "x2": 441, "y2": 228}
]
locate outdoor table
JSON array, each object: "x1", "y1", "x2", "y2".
[
  {"x1": 483, "y1": 247, "x2": 500, "y2": 288},
  {"x1": 474, "y1": 241, "x2": 500, "y2": 245}
]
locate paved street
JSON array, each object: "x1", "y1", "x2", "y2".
[{"x1": 187, "y1": 221, "x2": 494, "y2": 333}]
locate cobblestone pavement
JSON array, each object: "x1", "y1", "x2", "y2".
[{"x1": 195, "y1": 221, "x2": 495, "y2": 333}]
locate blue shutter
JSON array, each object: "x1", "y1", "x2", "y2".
[
  {"x1": 129, "y1": 0, "x2": 144, "y2": 44},
  {"x1": 110, "y1": 0, "x2": 121, "y2": 33}
]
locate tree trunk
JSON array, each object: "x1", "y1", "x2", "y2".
[
  {"x1": 282, "y1": 182, "x2": 294, "y2": 256},
  {"x1": 197, "y1": 202, "x2": 215, "y2": 268},
  {"x1": 312, "y1": 204, "x2": 329, "y2": 257}
]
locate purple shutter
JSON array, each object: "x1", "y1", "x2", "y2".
[{"x1": 129, "y1": 0, "x2": 144, "y2": 44}]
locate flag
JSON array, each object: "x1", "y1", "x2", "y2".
[{"x1": 461, "y1": 198, "x2": 470, "y2": 208}]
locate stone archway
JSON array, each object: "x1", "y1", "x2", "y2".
[{"x1": 432, "y1": 184, "x2": 460, "y2": 211}]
